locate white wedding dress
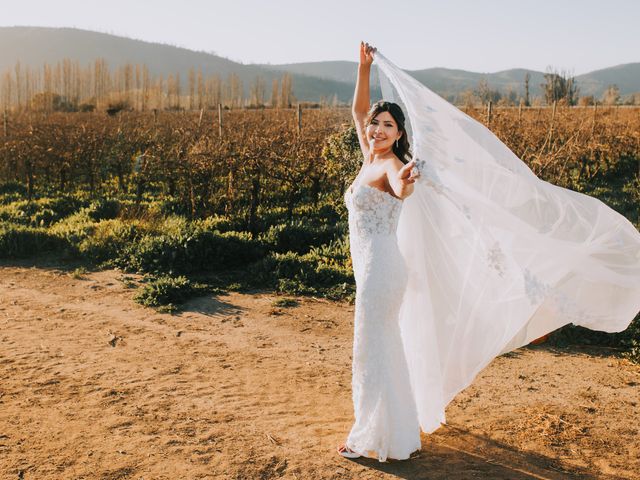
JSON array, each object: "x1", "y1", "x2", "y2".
[
  {"x1": 342, "y1": 51, "x2": 640, "y2": 463},
  {"x1": 344, "y1": 182, "x2": 421, "y2": 461}
]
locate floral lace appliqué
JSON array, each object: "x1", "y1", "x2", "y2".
[
  {"x1": 413, "y1": 157, "x2": 448, "y2": 195},
  {"x1": 487, "y1": 241, "x2": 506, "y2": 277},
  {"x1": 522, "y1": 268, "x2": 607, "y2": 325},
  {"x1": 344, "y1": 184, "x2": 403, "y2": 237}
]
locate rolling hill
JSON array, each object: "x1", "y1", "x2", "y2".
[{"x1": 0, "y1": 26, "x2": 637, "y2": 103}]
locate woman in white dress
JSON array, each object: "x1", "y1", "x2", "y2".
[
  {"x1": 337, "y1": 42, "x2": 422, "y2": 461},
  {"x1": 337, "y1": 41, "x2": 640, "y2": 462}
]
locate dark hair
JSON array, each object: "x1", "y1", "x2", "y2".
[{"x1": 365, "y1": 100, "x2": 411, "y2": 164}]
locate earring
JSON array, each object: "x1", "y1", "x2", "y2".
[{"x1": 395, "y1": 139, "x2": 399, "y2": 148}]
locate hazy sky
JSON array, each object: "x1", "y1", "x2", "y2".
[{"x1": 2, "y1": 0, "x2": 638, "y2": 74}]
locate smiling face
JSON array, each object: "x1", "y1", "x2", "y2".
[{"x1": 366, "y1": 111, "x2": 402, "y2": 153}]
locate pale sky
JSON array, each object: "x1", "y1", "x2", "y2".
[{"x1": 1, "y1": 0, "x2": 638, "y2": 74}]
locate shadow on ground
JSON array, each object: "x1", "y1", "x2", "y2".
[{"x1": 348, "y1": 423, "x2": 616, "y2": 480}]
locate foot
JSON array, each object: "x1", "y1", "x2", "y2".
[{"x1": 337, "y1": 443, "x2": 361, "y2": 459}]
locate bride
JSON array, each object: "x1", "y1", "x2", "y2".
[{"x1": 338, "y1": 41, "x2": 640, "y2": 462}]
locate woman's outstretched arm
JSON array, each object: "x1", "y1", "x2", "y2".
[{"x1": 352, "y1": 41, "x2": 376, "y2": 159}]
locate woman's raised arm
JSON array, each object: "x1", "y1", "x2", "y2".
[{"x1": 352, "y1": 42, "x2": 376, "y2": 159}]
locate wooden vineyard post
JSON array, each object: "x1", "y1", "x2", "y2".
[
  {"x1": 218, "y1": 103, "x2": 223, "y2": 137},
  {"x1": 518, "y1": 101, "x2": 522, "y2": 123},
  {"x1": 591, "y1": 102, "x2": 598, "y2": 135},
  {"x1": 198, "y1": 108, "x2": 204, "y2": 129},
  {"x1": 3, "y1": 108, "x2": 7, "y2": 137},
  {"x1": 297, "y1": 103, "x2": 302, "y2": 134},
  {"x1": 486, "y1": 101, "x2": 492, "y2": 128},
  {"x1": 549, "y1": 100, "x2": 557, "y2": 143}
]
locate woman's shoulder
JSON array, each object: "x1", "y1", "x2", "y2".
[{"x1": 381, "y1": 154, "x2": 406, "y2": 169}]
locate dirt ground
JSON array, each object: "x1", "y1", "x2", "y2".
[{"x1": 1, "y1": 262, "x2": 639, "y2": 480}]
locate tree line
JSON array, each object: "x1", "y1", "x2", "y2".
[
  {"x1": 459, "y1": 68, "x2": 638, "y2": 108},
  {"x1": 0, "y1": 59, "x2": 296, "y2": 112}
]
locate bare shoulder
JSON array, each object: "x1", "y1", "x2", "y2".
[{"x1": 383, "y1": 155, "x2": 405, "y2": 172}]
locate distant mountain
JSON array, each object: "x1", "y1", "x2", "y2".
[
  {"x1": 263, "y1": 61, "x2": 640, "y2": 100},
  {"x1": 407, "y1": 67, "x2": 546, "y2": 101},
  {"x1": 0, "y1": 26, "x2": 359, "y2": 102},
  {"x1": 575, "y1": 63, "x2": 640, "y2": 96},
  {"x1": 0, "y1": 26, "x2": 637, "y2": 103}
]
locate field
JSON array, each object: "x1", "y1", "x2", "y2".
[
  {"x1": 0, "y1": 105, "x2": 637, "y2": 330},
  {"x1": 0, "y1": 105, "x2": 639, "y2": 478}
]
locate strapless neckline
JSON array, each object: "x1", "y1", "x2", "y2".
[{"x1": 348, "y1": 183, "x2": 403, "y2": 203}]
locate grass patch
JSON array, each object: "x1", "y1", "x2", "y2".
[
  {"x1": 271, "y1": 298, "x2": 299, "y2": 308},
  {"x1": 133, "y1": 275, "x2": 208, "y2": 312},
  {"x1": 70, "y1": 267, "x2": 88, "y2": 279}
]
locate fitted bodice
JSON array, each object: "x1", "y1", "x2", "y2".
[{"x1": 344, "y1": 183, "x2": 403, "y2": 237}]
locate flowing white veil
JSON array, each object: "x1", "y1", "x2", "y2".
[{"x1": 373, "y1": 52, "x2": 640, "y2": 434}]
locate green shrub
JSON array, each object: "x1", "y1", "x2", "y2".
[
  {"x1": 146, "y1": 197, "x2": 191, "y2": 217},
  {"x1": 260, "y1": 220, "x2": 342, "y2": 254},
  {"x1": 157, "y1": 215, "x2": 190, "y2": 236},
  {"x1": 116, "y1": 229, "x2": 266, "y2": 275},
  {"x1": 0, "y1": 192, "x2": 23, "y2": 205},
  {"x1": 247, "y1": 251, "x2": 354, "y2": 299},
  {"x1": 0, "y1": 182, "x2": 28, "y2": 196},
  {"x1": 78, "y1": 219, "x2": 143, "y2": 263},
  {"x1": 293, "y1": 201, "x2": 344, "y2": 225},
  {"x1": 84, "y1": 198, "x2": 121, "y2": 221},
  {"x1": 249, "y1": 210, "x2": 283, "y2": 233},
  {"x1": 307, "y1": 234, "x2": 351, "y2": 269},
  {"x1": 0, "y1": 222, "x2": 65, "y2": 258},
  {"x1": 133, "y1": 275, "x2": 204, "y2": 311},
  {"x1": 196, "y1": 214, "x2": 245, "y2": 233},
  {"x1": 622, "y1": 314, "x2": 640, "y2": 364},
  {"x1": 0, "y1": 201, "x2": 36, "y2": 225},
  {"x1": 271, "y1": 298, "x2": 299, "y2": 308},
  {"x1": 49, "y1": 210, "x2": 96, "y2": 247},
  {"x1": 0, "y1": 195, "x2": 86, "y2": 227}
]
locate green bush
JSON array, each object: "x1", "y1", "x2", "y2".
[
  {"x1": 622, "y1": 315, "x2": 640, "y2": 364},
  {"x1": 0, "y1": 221, "x2": 65, "y2": 258},
  {"x1": 146, "y1": 197, "x2": 191, "y2": 217},
  {"x1": 293, "y1": 201, "x2": 344, "y2": 225},
  {"x1": 0, "y1": 195, "x2": 85, "y2": 227},
  {"x1": 247, "y1": 250, "x2": 354, "y2": 299},
  {"x1": 133, "y1": 275, "x2": 203, "y2": 310},
  {"x1": 0, "y1": 192, "x2": 24, "y2": 205},
  {"x1": 0, "y1": 201, "x2": 41, "y2": 225},
  {"x1": 250, "y1": 206, "x2": 289, "y2": 233},
  {"x1": 195, "y1": 214, "x2": 245, "y2": 233},
  {"x1": 49, "y1": 210, "x2": 96, "y2": 247},
  {"x1": 260, "y1": 220, "x2": 342, "y2": 254},
  {"x1": 307, "y1": 234, "x2": 351, "y2": 269},
  {"x1": 84, "y1": 198, "x2": 121, "y2": 221},
  {"x1": 78, "y1": 219, "x2": 143, "y2": 263},
  {"x1": 547, "y1": 310, "x2": 640, "y2": 365},
  {"x1": 115, "y1": 229, "x2": 266, "y2": 275},
  {"x1": 0, "y1": 182, "x2": 28, "y2": 196}
]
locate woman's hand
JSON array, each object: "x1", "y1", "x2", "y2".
[
  {"x1": 359, "y1": 41, "x2": 376, "y2": 67},
  {"x1": 397, "y1": 159, "x2": 420, "y2": 185}
]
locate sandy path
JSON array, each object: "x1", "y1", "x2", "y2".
[{"x1": 0, "y1": 264, "x2": 638, "y2": 479}]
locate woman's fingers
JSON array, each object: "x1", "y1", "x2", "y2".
[
  {"x1": 361, "y1": 41, "x2": 376, "y2": 61},
  {"x1": 398, "y1": 161, "x2": 420, "y2": 183},
  {"x1": 400, "y1": 161, "x2": 415, "y2": 175}
]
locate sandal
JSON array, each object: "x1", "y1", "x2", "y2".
[{"x1": 337, "y1": 443, "x2": 361, "y2": 459}]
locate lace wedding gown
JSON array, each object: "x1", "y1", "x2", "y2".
[{"x1": 344, "y1": 182, "x2": 422, "y2": 461}]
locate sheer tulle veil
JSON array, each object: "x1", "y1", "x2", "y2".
[{"x1": 373, "y1": 52, "x2": 640, "y2": 434}]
